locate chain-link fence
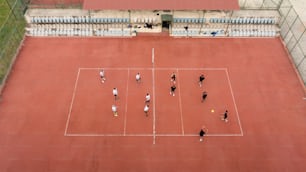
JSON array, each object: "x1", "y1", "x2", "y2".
[
  {"x1": 240, "y1": 0, "x2": 306, "y2": 86},
  {"x1": 278, "y1": 0, "x2": 306, "y2": 86},
  {"x1": 1, "y1": 0, "x2": 305, "y2": 91},
  {"x1": 239, "y1": 0, "x2": 281, "y2": 9},
  {"x1": 0, "y1": 0, "x2": 27, "y2": 88}
]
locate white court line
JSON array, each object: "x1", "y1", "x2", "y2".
[
  {"x1": 225, "y1": 68, "x2": 244, "y2": 136},
  {"x1": 65, "y1": 67, "x2": 244, "y2": 138},
  {"x1": 65, "y1": 133, "x2": 243, "y2": 137},
  {"x1": 176, "y1": 69, "x2": 185, "y2": 135},
  {"x1": 158, "y1": 133, "x2": 243, "y2": 137},
  {"x1": 79, "y1": 67, "x2": 227, "y2": 71},
  {"x1": 64, "y1": 68, "x2": 81, "y2": 136},
  {"x1": 155, "y1": 67, "x2": 227, "y2": 71},
  {"x1": 152, "y1": 48, "x2": 154, "y2": 64},
  {"x1": 80, "y1": 67, "x2": 152, "y2": 70},
  {"x1": 123, "y1": 69, "x2": 130, "y2": 136},
  {"x1": 152, "y1": 48, "x2": 156, "y2": 144}
]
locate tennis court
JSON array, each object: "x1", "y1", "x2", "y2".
[
  {"x1": 65, "y1": 67, "x2": 242, "y2": 139},
  {"x1": 0, "y1": 36, "x2": 306, "y2": 171}
]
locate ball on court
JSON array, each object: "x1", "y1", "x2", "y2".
[{"x1": 211, "y1": 109, "x2": 215, "y2": 113}]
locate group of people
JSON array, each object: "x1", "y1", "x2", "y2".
[
  {"x1": 100, "y1": 69, "x2": 150, "y2": 117},
  {"x1": 100, "y1": 69, "x2": 229, "y2": 142},
  {"x1": 135, "y1": 72, "x2": 151, "y2": 116},
  {"x1": 198, "y1": 74, "x2": 228, "y2": 121},
  {"x1": 197, "y1": 74, "x2": 229, "y2": 142}
]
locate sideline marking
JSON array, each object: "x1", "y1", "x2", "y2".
[
  {"x1": 176, "y1": 69, "x2": 185, "y2": 135},
  {"x1": 64, "y1": 68, "x2": 81, "y2": 136},
  {"x1": 79, "y1": 67, "x2": 227, "y2": 71},
  {"x1": 225, "y1": 68, "x2": 244, "y2": 136},
  {"x1": 152, "y1": 48, "x2": 156, "y2": 144},
  {"x1": 123, "y1": 69, "x2": 130, "y2": 136},
  {"x1": 65, "y1": 133, "x2": 243, "y2": 137}
]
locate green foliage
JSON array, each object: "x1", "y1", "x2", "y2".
[
  {"x1": 0, "y1": 0, "x2": 26, "y2": 84},
  {"x1": 0, "y1": 0, "x2": 10, "y2": 27}
]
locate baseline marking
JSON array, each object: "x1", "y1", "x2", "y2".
[
  {"x1": 64, "y1": 68, "x2": 81, "y2": 136},
  {"x1": 79, "y1": 67, "x2": 227, "y2": 71},
  {"x1": 65, "y1": 133, "x2": 243, "y2": 137}
]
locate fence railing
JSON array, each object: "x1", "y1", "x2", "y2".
[
  {"x1": 278, "y1": 0, "x2": 306, "y2": 86},
  {"x1": 1, "y1": 0, "x2": 305, "y2": 90},
  {"x1": 240, "y1": 0, "x2": 306, "y2": 86},
  {"x1": 239, "y1": 0, "x2": 282, "y2": 9}
]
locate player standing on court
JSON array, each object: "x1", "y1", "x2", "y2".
[
  {"x1": 112, "y1": 104, "x2": 118, "y2": 117},
  {"x1": 144, "y1": 104, "x2": 149, "y2": 116},
  {"x1": 199, "y1": 74, "x2": 205, "y2": 87},
  {"x1": 99, "y1": 69, "x2": 106, "y2": 83},
  {"x1": 145, "y1": 93, "x2": 150, "y2": 104},
  {"x1": 170, "y1": 72, "x2": 176, "y2": 84},
  {"x1": 112, "y1": 88, "x2": 118, "y2": 100},
  {"x1": 170, "y1": 84, "x2": 176, "y2": 96},
  {"x1": 199, "y1": 125, "x2": 208, "y2": 142},
  {"x1": 221, "y1": 110, "x2": 228, "y2": 122},
  {"x1": 136, "y1": 72, "x2": 141, "y2": 83},
  {"x1": 201, "y1": 91, "x2": 208, "y2": 102}
]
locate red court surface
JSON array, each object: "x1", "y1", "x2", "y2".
[
  {"x1": 0, "y1": 36, "x2": 306, "y2": 171},
  {"x1": 83, "y1": 0, "x2": 239, "y2": 10}
]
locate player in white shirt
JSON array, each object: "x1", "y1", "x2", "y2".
[
  {"x1": 136, "y1": 72, "x2": 141, "y2": 83},
  {"x1": 145, "y1": 93, "x2": 150, "y2": 104},
  {"x1": 99, "y1": 69, "x2": 106, "y2": 83},
  {"x1": 112, "y1": 105, "x2": 118, "y2": 116},
  {"x1": 112, "y1": 88, "x2": 118, "y2": 100},
  {"x1": 144, "y1": 104, "x2": 149, "y2": 116}
]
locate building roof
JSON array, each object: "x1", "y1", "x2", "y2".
[{"x1": 83, "y1": 0, "x2": 239, "y2": 10}]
